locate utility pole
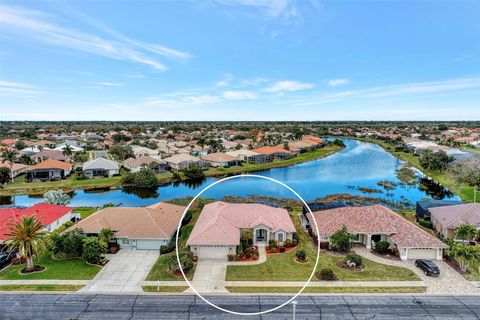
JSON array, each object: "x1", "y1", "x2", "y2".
[{"x1": 292, "y1": 300, "x2": 297, "y2": 320}]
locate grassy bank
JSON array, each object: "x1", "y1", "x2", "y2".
[
  {"x1": 0, "y1": 145, "x2": 342, "y2": 196},
  {"x1": 0, "y1": 285, "x2": 84, "y2": 292},
  {"x1": 353, "y1": 137, "x2": 474, "y2": 202},
  {"x1": 226, "y1": 214, "x2": 419, "y2": 282},
  {"x1": 226, "y1": 286, "x2": 426, "y2": 294}
]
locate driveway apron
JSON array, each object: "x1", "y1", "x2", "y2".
[
  {"x1": 185, "y1": 258, "x2": 228, "y2": 294},
  {"x1": 81, "y1": 249, "x2": 159, "y2": 293}
]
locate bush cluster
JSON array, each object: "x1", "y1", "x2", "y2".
[
  {"x1": 374, "y1": 240, "x2": 390, "y2": 254},
  {"x1": 346, "y1": 253, "x2": 363, "y2": 266},
  {"x1": 316, "y1": 268, "x2": 337, "y2": 281},
  {"x1": 418, "y1": 218, "x2": 433, "y2": 229}
]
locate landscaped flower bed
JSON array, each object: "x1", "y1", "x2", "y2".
[{"x1": 266, "y1": 245, "x2": 297, "y2": 255}]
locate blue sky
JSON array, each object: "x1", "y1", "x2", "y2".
[{"x1": 0, "y1": 0, "x2": 479, "y2": 121}]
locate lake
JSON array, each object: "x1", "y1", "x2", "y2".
[{"x1": 6, "y1": 139, "x2": 459, "y2": 208}]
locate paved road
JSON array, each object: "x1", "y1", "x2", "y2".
[{"x1": 1, "y1": 294, "x2": 479, "y2": 319}]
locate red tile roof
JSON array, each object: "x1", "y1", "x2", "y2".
[
  {"x1": 308, "y1": 205, "x2": 447, "y2": 249},
  {"x1": 30, "y1": 159, "x2": 72, "y2": 170},
  {"x1": 187, "y1": 201, "x2": 295, "y2": 246},
  {"x1": 253, "y1": 146, "x2": 290, "y2": 155},
  {"x1": 0, "y1": 203, "x2": 73, "y2": 241}
]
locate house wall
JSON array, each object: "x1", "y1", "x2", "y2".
[
  {"x1": 44, "y1": 213, "x2": 72, "y2": 232},
  {"x1": 116, "y1": 237, "x2": 169, "y2": 250}
]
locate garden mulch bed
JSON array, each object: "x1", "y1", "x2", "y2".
[
  {"x1": 240, "y1": 246, "x2": 259, "y2": 261},
  {"x1": 20, "y1": 265, "x2": 45, "y2": 274},
  {"x1": 336, "y1": 261, "x2": 364, "y2": 271},
  {"x1": 266, "y1": 245, "x2": 297, "y2": 255},
  {"x1": 294, "y1": 257, "x2": 309, "y2": 264}
]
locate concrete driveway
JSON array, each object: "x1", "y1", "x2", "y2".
[
  {"x1": 355, "y1": 247, "x2": 479, "y2": 294},
  {"x1": 186, "y1": 259, "x2": 228, "y2": 294},
  {"x1": 81, "y1": 249, "x2": 159, "y2": 293}
]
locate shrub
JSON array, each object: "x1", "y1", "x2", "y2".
[
  {"x1": 346, "y1": 253, "x2": 363, "y2": 266},
  {"x1": 227, "y1": 254, "x2": 235, "y2": 262},
  {"x1": 279, "y1": 247, "x2": 285, "y2": 253},
  {"x1": 43, "y1": 189, "x2": 70, "y2": 205},
  {"x1": 167, "y1": 252, "x2": 194, "y2": 274},
  {"x1": 330, "y1": 227, "x2": 351, "y2": 252},
  {"x1": 82, "y1": 237, "x2": 107, "y2": 264},
  {"x1": 284, "y1": 239, "x2": 293, "y2": 247},
  {"x1": 160, "y1": 241, "x2": 175, "y2": 254},
  {"x1": 316, "y1": 268, "x2": 337, "y2": 281},
  {"x1": 319, "y1": 241, "x2": 330, "y2": 250},
  {"x1": 121, "y1": 168, "x2": 159, "y2": 188},
  {"x1": 375, "y1": 240, "x2": 390, "y2": 254},
  {"x1": 269, "y1": 240, "x2": 277, "y2": 249},
  {"x1": 292, "y1": 238, "x2": 299, "y2": 246},
  {"x1": 234, "y1": 255, "x2": 240, "y2": 261},
  {"x1": 51, "y1": 229, "x2": 85, "y2": 258},
  {"x1": 271, "y1": 247, "x2": 277, "y2": 253},
  {"x1": 251, "y1": 253, "x2": 258, "y2": 260},
  {"x1": 418, "y1": 218, "x2": 433, "y2": 229},
  {"x1": 295, "y1": 249, "x2": 307, "y2": 261}
]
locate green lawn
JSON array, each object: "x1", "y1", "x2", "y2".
[
  {"x1": 0, "y1": 285, "x2": 84, "y2": 292},
  {"x1": 142, "y1": 286, "x2": 189, "y2": 293},
  {"x1": 226, "y1": 286, "x2": 426, "y2": 294},
  {"x1": 145, "y1": 252, "x2": 196, "y2": 281},
  {"x1": 226, "y1": 215, "x2": 419, "y2": 282},
  {"x1": 0, "y1": 254, "x2": 101, "y2": 280},
  {"x1": 72, "y1": 207, "x2": 98, "y2": 219},
  {"x1": 0, "y1": 145, "x2": 342, "y2": 196}
]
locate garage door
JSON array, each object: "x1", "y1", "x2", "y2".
[
  {"x1": 407, "y1": 248, "x2": 437, "y2": 260},
  {"x1": 135, "y1": 239, "x2": 163, "y2": 250},
  {"x1": 197, "y1": 245, "x2": 229, "y2": 259}
]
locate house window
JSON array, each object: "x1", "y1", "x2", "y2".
[
  {"x1": 122, "y1": 238, "x2": 130, "y2": 244},
  {"x1": 277, "y1": 233, "x2": 284, "y2": 242}
]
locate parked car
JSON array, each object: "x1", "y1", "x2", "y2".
[
  {"x1": 415, "y1": 259, "x2": 440, "y2": 277},
  {"x1": 0, "y1": 252, "x2": 11, "y2": 270}
]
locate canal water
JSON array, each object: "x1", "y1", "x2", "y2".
[{"x1": 6, "y1": 139, "x2": 459, "y2": 208}]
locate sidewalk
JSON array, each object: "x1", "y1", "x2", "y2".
[
  {"x1": 0, "y1": 280, "x2": 89, "y2": 285},
  {"x1": 224, "y1": 280, "x2": 425, "y2": 287}
]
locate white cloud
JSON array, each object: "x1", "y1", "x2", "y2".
[
  {"x1": 94, "y1": 82, "x2": 124, "y2": 87},
  {"x1": 0, "y1": 80, "x2": 43, "y2": 98},
  {"x1": 264, "y1": 80, "x2": 314, "y2": 93},
  {"x1": 223, "y1": 90, "x2": 257, "y2": 100},
  {"x1": 327, "y1": 78, "x2": 350, "y2": 87},
  {"x1": 0, "y1": 4, "x2": 191, "y2": 71}
]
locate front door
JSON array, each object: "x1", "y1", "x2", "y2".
[{"x1": 256, "y1": 229, "x2": 267, "y2": 242}]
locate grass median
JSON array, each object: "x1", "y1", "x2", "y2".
[{"x1": 226, "y1": 286, "x2": 426, "y2": 294}]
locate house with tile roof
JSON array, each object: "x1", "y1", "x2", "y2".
[
  {"x1": 123, "y1": 156, "x2": 168, "y2": 173},
  {"x1": 306, "y1": 204, "x2": 448, "y2": 260},
  {"x1": 0, "y1": 203, "x2": 73, "y2": 242},
  {"x1": 253, "y1": 146, "x2": 291, "y2": 161},
  {"x1": 0, "y1": 161, "x2": 28, "y2": 178},
  {"x1": 82, "y1": 158, "x2": 120, "y2": 178},
  {"x1": 187, "y1": 201, "x2": 295, "y2": 259},
  {"x1": 200, "y1": 152, "x2": 240, "y2": 167},
  {"x1": 163, "y1": 154, "x2": 208, "y2": 170},
  {"x1": 226, "y1": 149, "x2": 270, "y2": 164},
  {"x1": 430, "y1": 203, "x2": 480, "y2": 238},
  {"x1": 69, "y1": 202, "x2": 186, "y2": 250},
  {"x1": 26, "y1": 159, "x2": 72, "y2": 181}
]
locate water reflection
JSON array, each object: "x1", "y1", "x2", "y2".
[{"x1": 8, "y1": 139, "x2": 460, "y2": 207}]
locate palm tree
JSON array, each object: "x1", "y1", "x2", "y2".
[
  {"x1": 99, "y1": 228, "x2": 115, "y2": 243},
  {"x1": 449, "y1": 243, "x2": 480, "y2": 272},
  {"x1": 5, "y1": 216, "x2": 52, "y2": 271},
  {"x1": 62, "y1": 144, "x2": 74, "y2": 163},
  {"x1": 455, "y1": 224, "x2": 477, "y2": 242},
  {"x1": 1, "y1": 149, "x2": 18, "y2": 182}
]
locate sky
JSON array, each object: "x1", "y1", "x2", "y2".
[{"x1": 0, "y1": 0, "x2": 479, "y2": 121}]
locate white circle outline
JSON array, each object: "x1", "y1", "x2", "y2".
[{"x1": 175, "y1": 174, "x2": 320, "y2": 316}]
